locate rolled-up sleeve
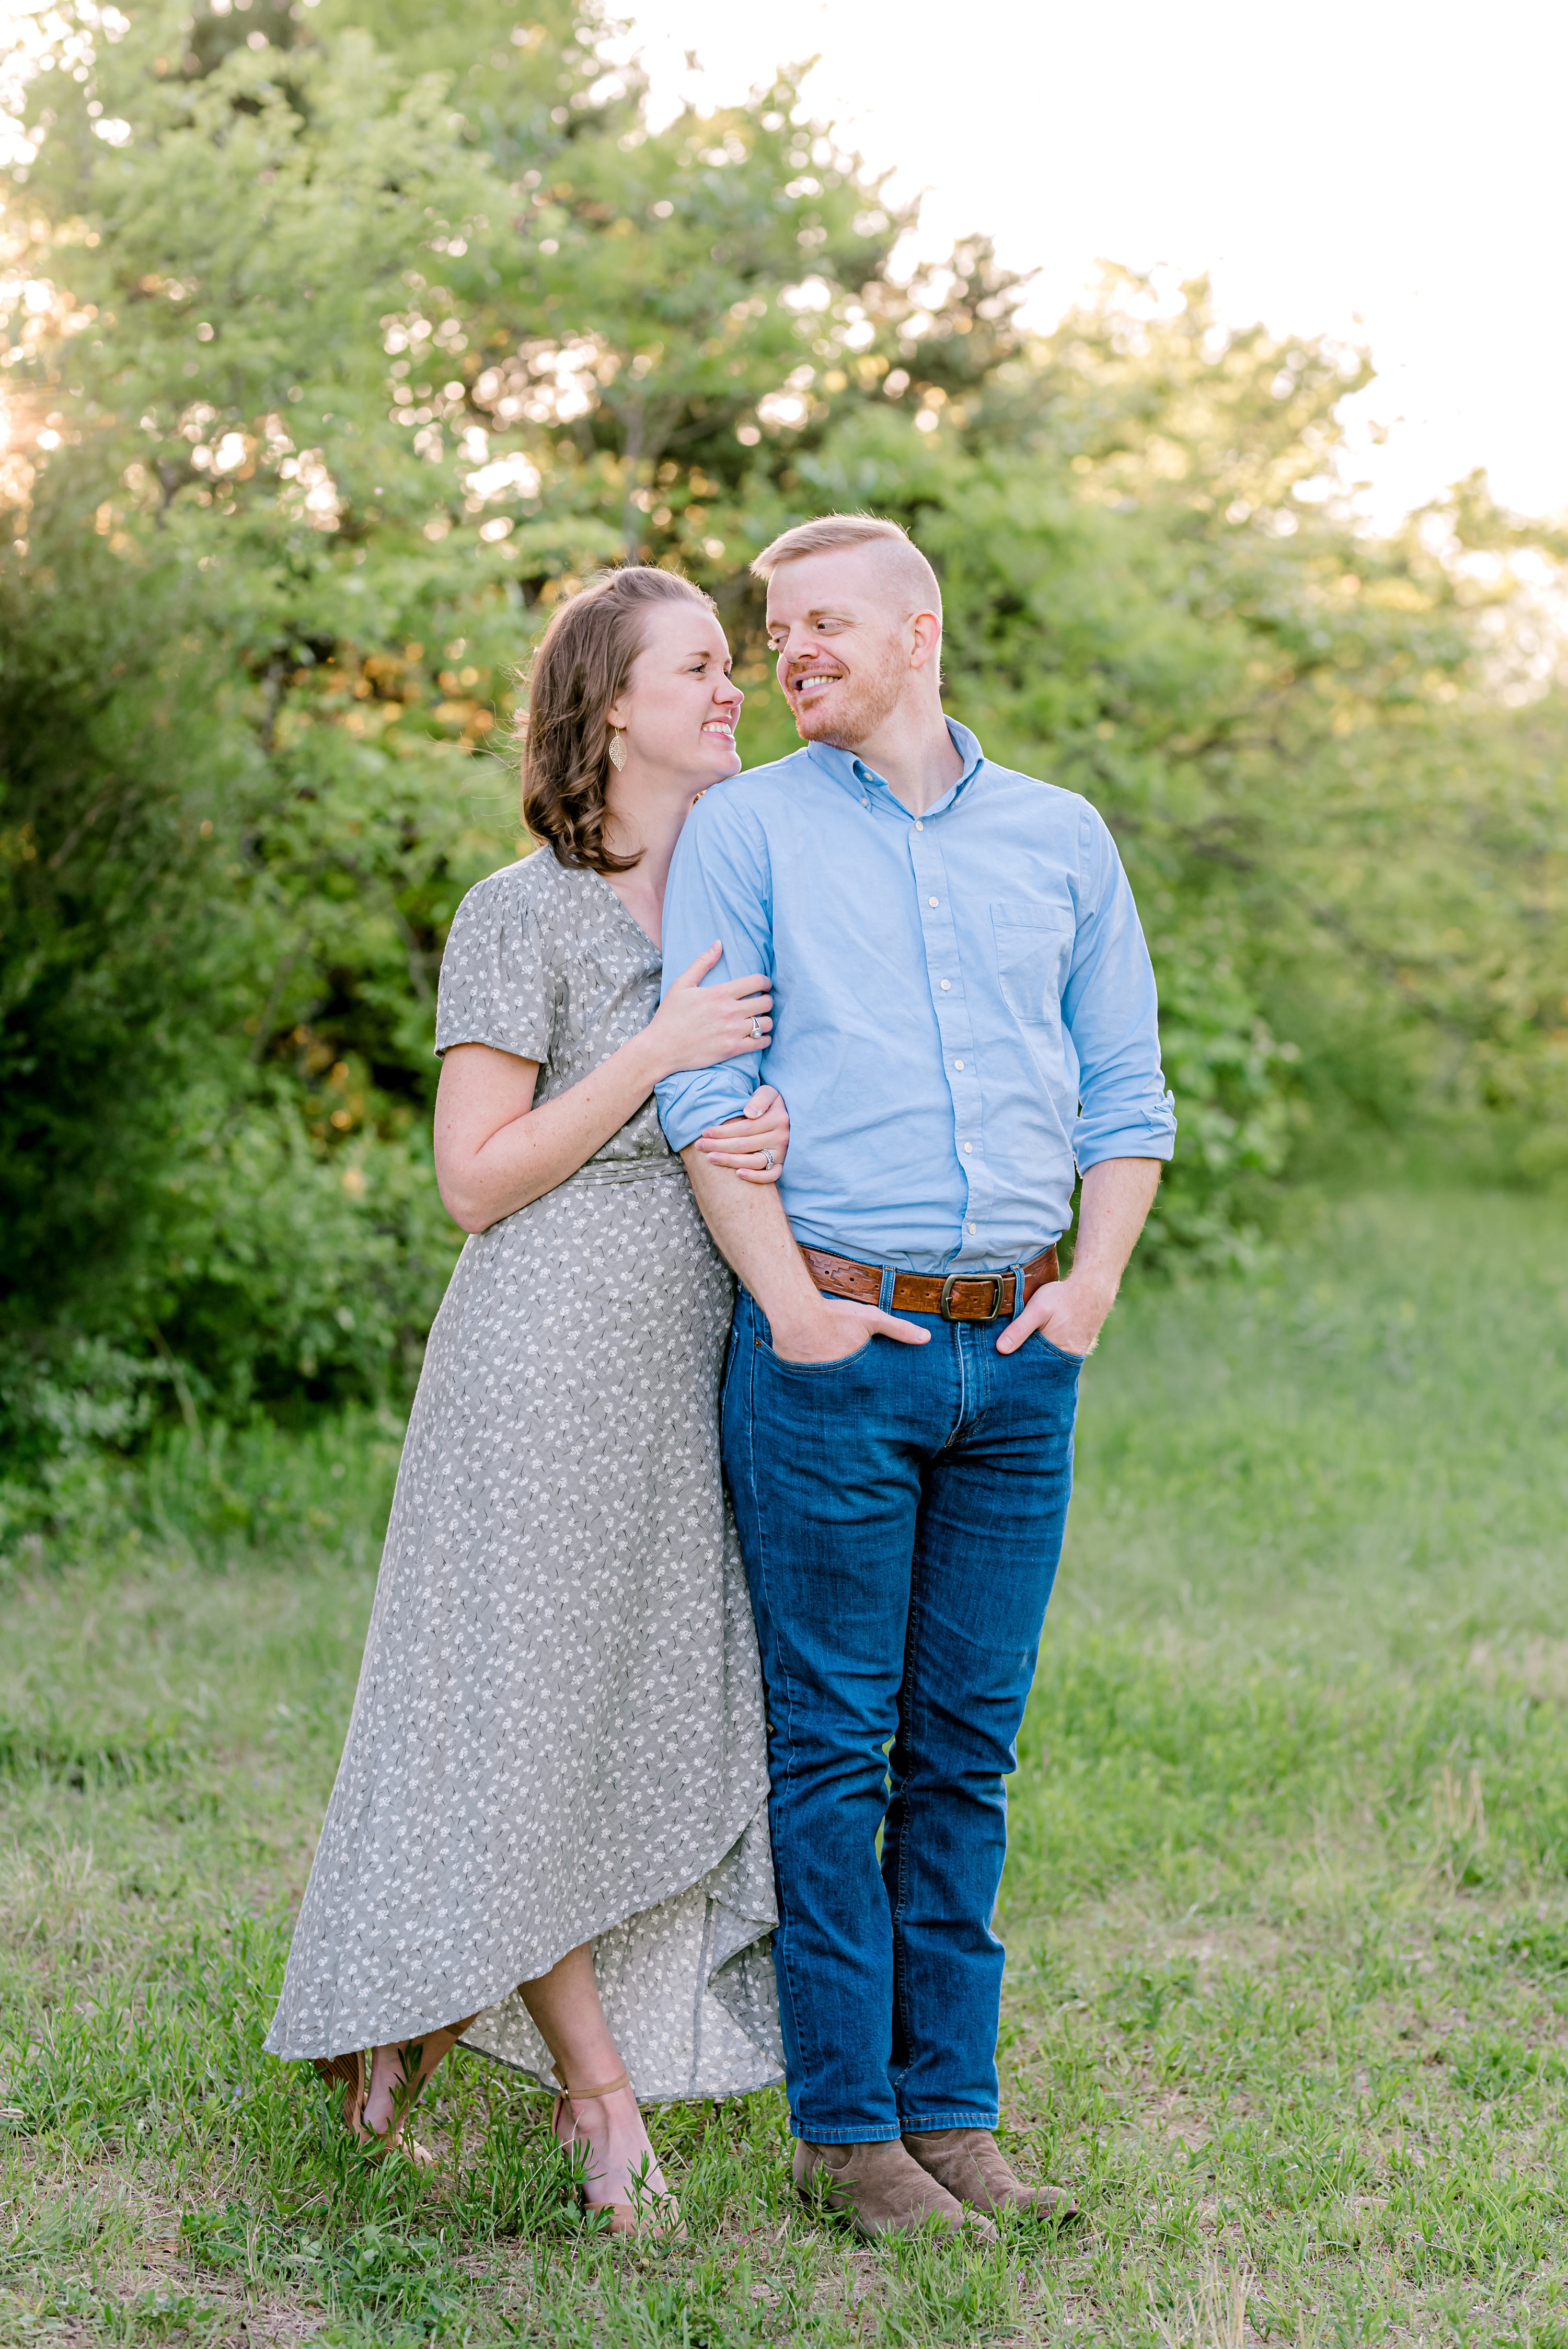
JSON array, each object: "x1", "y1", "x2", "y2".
[
  {"x1": 654, "y1": 791, "x2": 775, "y2": 1154},
  {"x1": 1064, "y1": 807, "x2": 1177, "y2": 1170}
]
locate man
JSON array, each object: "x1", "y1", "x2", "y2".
[{"x1": 655, "y1": 514, "x2": 1175, "y2": 2238}]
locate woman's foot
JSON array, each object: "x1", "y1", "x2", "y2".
[
  {"x1": 556, "y1": 2079, "x2": 682, "y2": 2233},
  {"x1": 362, "y1": 2041, "x2": 420, "y2": 2141},
  {"x1": 353, "y1": 2019, "x2": 475, "y2": 2158}
]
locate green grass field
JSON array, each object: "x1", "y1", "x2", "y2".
[{"x1": 2, "y1": 1189, "x2": 1566, "y2": 2346}]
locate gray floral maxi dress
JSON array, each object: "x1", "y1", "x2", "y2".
[{"x1": 265, "y1": 849, "x2": 782, "y2": 2102}]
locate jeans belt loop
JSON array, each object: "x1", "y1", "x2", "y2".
[
  {"x1": 877, "y1": 1263, "x2": 898, "y2": 1313},
  {"x1": 1010, "y1": 1261, "x2": 1028, "y2": 1321}
]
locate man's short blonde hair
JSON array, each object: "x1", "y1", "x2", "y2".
[{"x1": 751, "y1": 512, "x2": 941, "y2": 619}]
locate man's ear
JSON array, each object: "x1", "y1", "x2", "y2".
[{"x1": 908, "y1": 611, "x2": 942, "y2": 671}]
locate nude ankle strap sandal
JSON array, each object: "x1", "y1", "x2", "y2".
[
  {"x1": 550, "y1": 2068, "x2": 683, "y2": 2238},
  {"x1": 313, "y1": 2016, "x2": 476, "y2": 2169},
  {"x1": 551, "y1": 2066, "x2": 631, "y2": 2106},
  {"x1": 314, "y1": 2045, "x2": 439, "y2": 2168}
]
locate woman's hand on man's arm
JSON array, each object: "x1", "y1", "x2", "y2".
[
  {"x1": 433, "y1": 947, "x2": 779, "y2": 1235},
  {"x1": 691, "y1": 1085, "x2": 789, "y2": 1185},
  {"x1": 642, "y1": 943, "x2": 772, "y2": 1081}
]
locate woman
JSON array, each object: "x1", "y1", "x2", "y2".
[{"x1": 266, "y1": 566, "x2": 787, "y2": 2232}]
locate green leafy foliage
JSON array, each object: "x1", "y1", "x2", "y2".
[{"x1": 2, "y1": 0, "x2": 1564, "y2": 1451}]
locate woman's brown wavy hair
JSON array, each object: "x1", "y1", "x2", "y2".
[{"x1": 520, "y1": 566, "x2": 716, "y2": 874}]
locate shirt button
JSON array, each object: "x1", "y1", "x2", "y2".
[
  {"x1": 927, "y1": 895, "x2": 939, "y2": 907},
  {"x1": 914, "y1": 820, "x2": 924, "y2": 831},
  {"x1": 967, "y1": 1221, "x2": 977, "y2": 1234},
  {"x1": 954, "y1": 1058, "x2": 965, "y2": 1070},
  {"x1": 962, "y1": 1142, "x2": 973, "y2": 1155},
  {"x1": 939, "y1": 979, "x2": 951, "y2": 992}
]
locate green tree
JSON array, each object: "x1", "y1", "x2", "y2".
[
  {"x1": 3, "y1": 2, "x2": 1564, "y2": 1470},
  {"x1": 0, "y1": 0, "x2": 1022, "y2": 1424}
]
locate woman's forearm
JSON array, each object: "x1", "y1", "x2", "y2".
[
  {"x1": 436, "y1": 941, "x2": 775, "y2": 1233},
  {"x1": 437, "y1": 1034, "x2": 662, "y2": 1231}
]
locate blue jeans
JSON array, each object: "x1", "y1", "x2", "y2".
[{"x1": 722, "y1": 1286, "x2": 1081, "y2": 2145}]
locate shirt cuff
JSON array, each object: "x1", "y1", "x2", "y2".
[
  {"x1": 655, "y1": 1067, "x2": 758, "y2": 1154},
  {"x1": 1075, "y1": 1105, "x2": 1178, "y2": 1170}
]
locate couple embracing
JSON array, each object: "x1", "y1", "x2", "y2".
[{"x1": 266, "y1": 514, "x2": 1175, "y2": 2240}]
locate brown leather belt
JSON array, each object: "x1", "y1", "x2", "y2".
[{"x1": 801, "y1": 1242, "x2": 1060, "y2": 1323}]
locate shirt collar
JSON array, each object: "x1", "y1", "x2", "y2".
[{"x1": 805, "y1": 718, "x2": 985, "y2": 820}]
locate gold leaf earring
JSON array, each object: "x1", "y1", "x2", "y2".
[{"x1": 607, "y1": 727, "x2": 628, "y2": 772}]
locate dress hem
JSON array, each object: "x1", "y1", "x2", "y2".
[{"x1": 263, "y1": 1781, "x2": 775, "y2": 2077}]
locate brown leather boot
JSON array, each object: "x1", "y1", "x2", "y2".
[
  {"x1": 792, "y1": 2136, "x2": 998, "y2": 2240},
  {"x1": 902, "y1": 2128, "x2": 1078, "y2": 2220}
]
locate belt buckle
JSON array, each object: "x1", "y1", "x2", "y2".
[{"x1": 939, "y1": 1272, "x2": 1005, "y2": 1322}]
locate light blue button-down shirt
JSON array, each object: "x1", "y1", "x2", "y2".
[{"x1": 655, "y1": 720, "x2": 1176, "y2": 1273}]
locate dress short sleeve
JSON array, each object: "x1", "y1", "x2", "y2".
[{"x1": 434, "y1": 867, "x2": 557, "y2": 1065}]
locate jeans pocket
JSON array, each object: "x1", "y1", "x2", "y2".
[
  {"x1": 1033, "y1": 1333, "x2": 1087, "y2": 1366},
  {"x1": 760, "y1": 1332, "x2": 875, "y2": 1379}
]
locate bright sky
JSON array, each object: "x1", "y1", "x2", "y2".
[{"x1": 620, "y1": 0, "x2": 1568, "y2": 531}]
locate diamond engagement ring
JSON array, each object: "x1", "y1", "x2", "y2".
[
  {"x1": 763, "y1": 1149, "x2": 776, "y2": 1169},
  {"x1": 749, "y1": 1015, "x2": 765, "y2": 1040}
]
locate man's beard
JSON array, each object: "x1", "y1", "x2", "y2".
[{"x1": 787, "y1": 651, "x2": 905, "y2": 749}]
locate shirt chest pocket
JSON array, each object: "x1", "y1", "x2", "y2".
[
  {"x1": 991, "y1": 906, "x2": 1075, "y2": 1031},
  {"x1": 990, "y1": 906, "x2": 1079, "y2": 1090}
]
